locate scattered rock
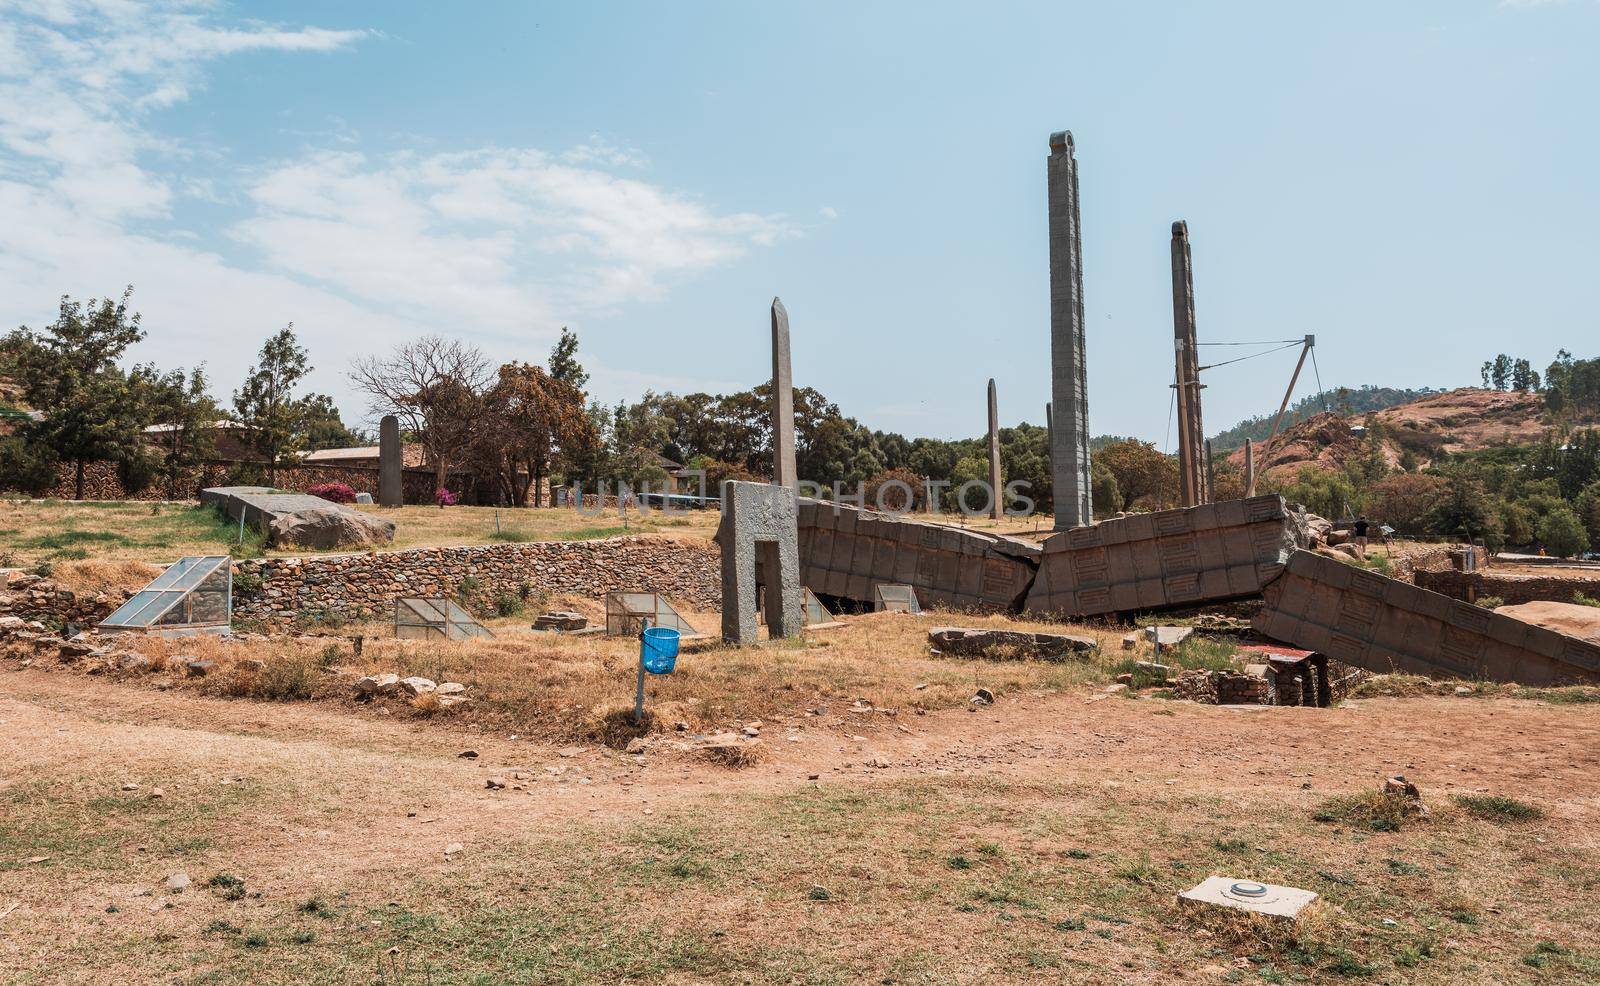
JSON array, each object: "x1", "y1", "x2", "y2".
[
  {"x1": 57, "y1": 640, "x2": 96, "y2": 661},
  {"x1": 485, "y1": 777, "x2": 507, "y2": 790},
  {"x1": 624, "y1": 738, "x2": 649, "y2": 755},
  {"x1": 1105, "y1": 683, "x2": 1128, "y2": 694},
  {"x1": 532, "y1": 612, "x2": 587, "y2": 632},
  {"x1": 457, "y1": 750, "x2": 478, "y2": 759},
  {"x1": 165, "y1": 873, "x2": 190, "y2": 892},
  {"x1": 436, "y1": 682, "x2": 465, "y2": 696},
  {"x1": 148, "y1": 788, "x2": 164, "y2": 800},
  {"x1": 116, "y1": 652, "x2": 152, "y2": 672},
  {"x1": 237, "y1": 658, "x2": 265, "y2": 673},
  {"x1": 971, "y1": 688, "x2": 995, "y2": 706},
  {"x1": 120, "y1": 783, "x2": 140, "y2": 792},
  {"x1": 1454, "y1": 686, "x2": 1473, "y2": 697},
  {"x1": 184, "y1": 658, "x2": 216, "y2": 677},
  {"x1": 443, "y1": 842, "x2": 463, "y2": 857},
  {"x1": 397, "y1": 676, "x2": 436, "y2": 696}
]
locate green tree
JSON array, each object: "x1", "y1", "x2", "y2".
[
  {"x1": 0, "y1": 437, "x2": 59, "y2": 496},
  {"x1": 299, "y1": 393, "x2": 359, "y2": 451},
  {"x1": 1482, "y1": 354, "x2": 1513, "y2": 391},
  {"x1": 1577, "y1": 481, "x2": 1600, "y2": 547},
  {"x1": 1090, "y1": 463, "x2": 1121, "y2": 520},
  {"x1": 1499, "y1": 501, "x2": 1535, "y2": 546},
  {"x1": 548, "y1": 327, "x2": 589, "y2": 393},
  {"x1": 1094, "y1": 439, "x2": 1178, "y2": 512},
  {"x1": 1536, "y1": 506, "x2": 1590, "y2": 559},
  {"x1": 147, "y1": 366, "x2": 220, "y2": 499},
  {"x1": 1425, "y1": 473, "x2": 1505, "y2": 552},
  {"x1": 233, "y1": 326, "x2": 311, "y2": 485},
  {"x1": 1279, "y1": 466, "x2": 1358, "y2": 521},
  {"x1": 8, "y1": 289, "x2": 151, "y2": 499}
]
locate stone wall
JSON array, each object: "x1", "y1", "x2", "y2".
[
  {"x1": 0, "y1": 572, "x2": 130, "y2": 629},
  {"x1": 233, "y1": 535, "x2": 721, "y2": 629},
  {"x1": 1414, "y1": 569, "x2": 1600, "y2": 606}
]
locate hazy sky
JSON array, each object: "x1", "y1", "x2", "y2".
[{"x1": 2, "y1": 1, "x2": 1596, "y2": 448}]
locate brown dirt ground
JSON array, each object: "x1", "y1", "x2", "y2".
[{"x1": 3, "y1": 653, "x2": 1597, "y2": 983}]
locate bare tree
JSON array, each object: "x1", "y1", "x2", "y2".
[{"x1": 349, "y1": 336, "x2": 493, "y2": 488}]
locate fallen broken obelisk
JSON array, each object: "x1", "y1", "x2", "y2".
[
  {"x1": 796, "y1": 499, "x2": 1039, "y2": 611},
  {"x1": 1254, "y1": 549, "x2": 1600, "y2": 687},
  {"x1": 1024, "y1": 494, "x2": 1309, "y2": 619}
]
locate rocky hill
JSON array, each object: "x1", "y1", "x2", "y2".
[{"x1": 1228, "y1": 387, "x2": 1551, "y2": 482}]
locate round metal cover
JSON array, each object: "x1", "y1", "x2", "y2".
[{"x1": 1231, "y1": 881, "x2": 1269, "y2": 898}]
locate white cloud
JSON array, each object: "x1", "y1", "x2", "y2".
[
  {"x1": 0, "y1": 0, "x2": 797, "y2": 416},
  {"x1": 819, "y1": 205, "x2": 839, "y2": 220}
]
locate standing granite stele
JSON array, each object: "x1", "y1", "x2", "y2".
[
  {"x1": 1048, "y1": 130, "x2": 1093, "y2": 529},
  {"x1": 716, "y1": 480, "x2": 803, "y2": 645},
  {"x1": 771, "y1": 297, "x2": 797, "y2": 491},
  {"x1": 986, "y1": 378, "x2": 1003, "y2": 520},
  {"x1": 378, "y1": 414, "x2": 403, "y2": 507},
  {"x1": 1170, "y1": 220, "x2": 1207, "y2": 506}
]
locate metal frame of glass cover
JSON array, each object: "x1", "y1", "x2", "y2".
[
  {"x1": 604, "y1": 592, "x2": 702, "y2": 638},
  {"x1": 100, "y1": 555, "x2": 232, "y2": 634},
  {"x1": 872, "y1": 583, "x2": 922, "y2": 614},
  {"x1": 394, "y1": 598, "x2": 494, "y2": 640}
]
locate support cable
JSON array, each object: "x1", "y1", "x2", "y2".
[{"x1": 1197, "y1": 340, "x2": 1302, "y2": 372}]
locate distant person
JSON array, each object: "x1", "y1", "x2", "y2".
[{"x1": 1353, "y1": 515, "x2": 1370, "y2": 554}]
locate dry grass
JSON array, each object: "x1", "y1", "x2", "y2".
[
  {"x1": 2, "y1": 497, "x2": 1060, "y2": 572},
  {"x1": 5, "y1": 611, "x2": 1600, "y2": 982},
  {"x1": 93, "y1": 610, "x2": 1124, "y2": 744},
  {"x1": 0, "y1": 498, "x2": 722, "y2": 568}
]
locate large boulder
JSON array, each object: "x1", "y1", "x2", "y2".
[
  {"x1": 1494, "y1": 601, "x2": 1600, "y2": 644},
  {"x1": 268, "y1": 505, "x2": 395, "y2": 550}
]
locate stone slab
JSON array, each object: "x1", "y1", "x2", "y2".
[
  {"x1": 200, "y1": 486, "x2": 394, "y2": 549},
  {"x1": 795, "y1": 499, "x2": 1039, "y2": 611},
  {"x1": 1254, "y1": 550, "x2": 1600, "y2": 686},
  {"x1": 928, "y1": 626, "x2": 1095, "y2": 660},
  {"x1": 1144, "y1": 626, "x2": 1194, "y2": 648},
  {"x1": 1026, "y1": 495, "x2": 1307, "y2": 618},
  {"x1": 1178, "y1": 877, "x2": 1317, "y2": 922}
]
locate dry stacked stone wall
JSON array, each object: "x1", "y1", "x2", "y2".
[
  {"x1": 1414, "y1": 569, "x2": 1600, "y2": 606},
  {"x1": 233, "y1": 535, "x2": 721, "y2": 629},
  {"x1": 0, "y1": 572, "x2": 130, "y2": 629}
]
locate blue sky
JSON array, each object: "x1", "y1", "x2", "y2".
[{"x1": 1, "y1": 1, "x2": 1596, "y2": 447}]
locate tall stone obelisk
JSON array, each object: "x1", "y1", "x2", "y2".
[
  {"x1": 378, "y1": 414, "x2": 402, "y2": 507},
  {"x1": 1170, "y1": 220, "x2": 1207, "y2": 506},
  {"x1": 770, "y1": 297, "x2": 797, "y2": 490},
  {"x1": 1044, "y1": 402, "x2": 1053, "y2": 478},
  {"x1": 1048, "y1": 131, "x2": 1093, "y2": 529},
  {"x1": 987, "y1": 378, "x2": 1003, "y2": 520}
]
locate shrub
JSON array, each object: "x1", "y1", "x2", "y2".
[
  {"x1": 435, "y1": 487, "x2": 459, "y2": 507},
  {"x1": 1454, "y1": 794, "x2": 1543, "y2": 823},
  {"x1": 1313, "y1": 791, "x2": 1419, "y2": 832},
  {"x1": 1476, "y1": 595, "x2": 1505, "y2": 610},
  {"x1": 306, "y1": 482, "x2": 357, "y2": 504},
  {"x1": 1536, "y1": 507, "x2": 1590, "y2": 559}
]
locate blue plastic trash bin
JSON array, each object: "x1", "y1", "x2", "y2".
[{"x1": 640, "y1": 626, "x2": 680, "y2": 674}]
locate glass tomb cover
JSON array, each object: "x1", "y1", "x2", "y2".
[{"x1": 100, "y1": 555, "x2": 232, "y2": 632}]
